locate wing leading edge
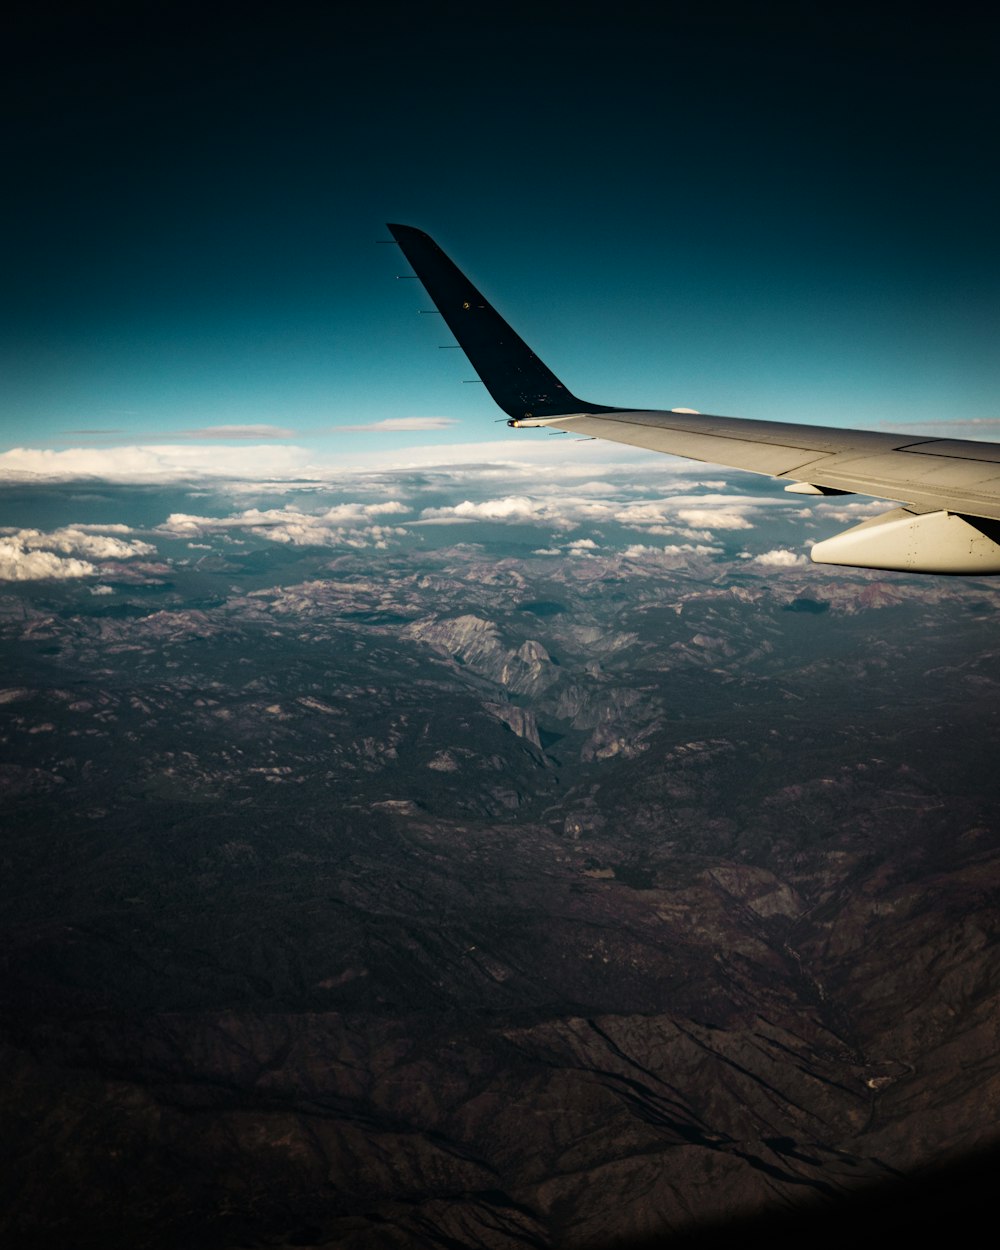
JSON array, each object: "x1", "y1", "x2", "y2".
[{"x1": 389, "y1": 223, "x2": 1000, "y2": 574}]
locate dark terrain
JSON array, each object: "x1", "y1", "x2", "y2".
[{"x1": 3, "y1": 544, "x2": 1000, "y2": 1247}]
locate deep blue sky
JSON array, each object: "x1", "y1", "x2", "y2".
[{"x1": 3, "y1": 3, "x2": 998, "y2": 466}]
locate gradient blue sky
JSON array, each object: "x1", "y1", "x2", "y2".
[{"x1": 3, "y1": 3, "x2": 998, "y2": 472}]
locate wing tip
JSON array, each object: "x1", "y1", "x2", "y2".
[{"x1": 387, "y1": 222, "x2": 426, "y2": 240}]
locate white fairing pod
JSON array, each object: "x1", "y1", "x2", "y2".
[{"x1": 811, "y1": 508, "x2": 1000, "y2": 575}]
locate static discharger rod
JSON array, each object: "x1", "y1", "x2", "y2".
[{"x1": 396, "y1": 275, "x2": 419, "y2": 279}]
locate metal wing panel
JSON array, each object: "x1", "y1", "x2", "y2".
[
  {"x1": 545, "y1": 412, "x2": 834, "y2": 476},
  {"x1": 902, "y1": 440, "x2": 1000, "y2": 464},
  {"x1": 544, "y1": 411, "x2": 907, "y2": 478},
  {"x1": 793, "y1": 458, "x2": 1000, "y2": 520},
  {"x1": 546, "y1": 411, "x2": 1000, "y2": 522}
]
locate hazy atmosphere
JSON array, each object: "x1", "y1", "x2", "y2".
[{"x1": 3, "y1": 4, "x2": 1000, "y2": 1248}]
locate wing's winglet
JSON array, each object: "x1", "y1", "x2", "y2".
[{"x1": 387, "y1": 223, "x2": 620, "y2": 420}]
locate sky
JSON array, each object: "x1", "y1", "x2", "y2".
[{"x1": 2, "y1": 2, "x2": 999, "y2": 484}]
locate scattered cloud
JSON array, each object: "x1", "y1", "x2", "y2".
[
  {"x1": 641, "y1": 524, "x2": 715, "y2": 540},
  {"x1": 180, "y1": 424, "x2": 297, "y2": 440},
  {"x1": 0, "y1": 542, "x2": 97, "y2": 581},
  {"x1": 89, "y1": 584, "x2": 115, "y2": 595},
  {"x1": 814, "y1": 499, "x2": 891, "y2": 524},
  {"x1": 60, "y1": 425, "x2": 297, "y2": 442},
  {"x1": 419, "y1": 490, "x2": 772, "y2": 537},
  {"x1": 623, "y1": 543, "x2": 722, "y2": 558},
  {"x1": 332, "y1": 417, "x2": 461, "y2": 433},
  {"x1": 65, "y1": 523, "x2": 136, "y2": 534},
  {"x1": 0, "y1": 526, "x2": 155, "y2": 561},
  {"x1": 675, "y1": 507, "x2": 754, "y2": 531},
  {"x1": 752, "y1": 548, "x2": 808, "y2": 567},
  {"x1": 159, "y1": 502, "x2": 411, "y2": 550},
  {"x1": 0, "y1": 524, "x2": 157, "y2": 581},
  {"x1": 419, "y1": 496, "x2": 543, "y2": 525}
]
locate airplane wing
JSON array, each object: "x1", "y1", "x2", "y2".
[{"x1": 387, "y1": 223, "x2": 1000, "y2": 574}]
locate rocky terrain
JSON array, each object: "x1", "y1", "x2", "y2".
[{"x1": 2, "y1": 542, "x2": 1000, "y2": 1247}]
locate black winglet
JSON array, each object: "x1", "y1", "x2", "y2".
[{"x1": 387, "y1": 224, "x2": 620, "y2": 420}]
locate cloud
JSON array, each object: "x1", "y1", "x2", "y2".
[
  {"x1": 419, "y1": 490, "x2": 771, "y2": 536},
  {"x1": 641, "y1": 524, "x2": 715, "y2": 540},
  {"x1": 332, "y1": 417, "x2": 461, "y2": 433},
  {"x1": 158, "y1": 502, "x2": 411, "y2": 550},
  {"x1": 0, "y1": 540, "x2": 96, "y2": 581},
  {"x1": 0, "y1": 524, "x2": 158, "y2": 581},
  {"x1": 0, "y1": 527, "x2": 156, "y2": 560},
  {"x1": 161, "y1": 501, "x2": 407, "y2": 532},
  {"x1": 89, "y1": 584, "x2": 115, "y2": 595},
  {"x1": 0, "y1": 444, "x2": 323, "y2": 484},
  {"x1": 813, "y1": 499, "x2": 892, "y2": 524},
  {"x1": 623, "y1": 543, "x2": 723, "y2": 558},
  {"x1": 419, "y1": 496, "x2": 544, "y2": 525},
  {"x1": 60, "y1": 425, "x2": 297, "y2": 443},
  {"x1": 674, "y1": 507, "x2": 754, "y2": 531},
  {"x1": 65, "y1": 523, "x2": 136, "y2": 534},
  {"x1": 0, "y1": 436, "x2": 679, "y2": 485},
  {"x1": 752, "y1": 548, "x2": 808, "y2": 567},
  {"x1": 180, "y1": 424, "x2": 297, "y2": 440}
]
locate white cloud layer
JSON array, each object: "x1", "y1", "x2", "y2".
[
  {"x1": 0, "y1": 437, "x2": 698, "y2": 484},
  {"x1": 0, "y1": 444, "x2": 323, "y2": 484},
  {"x1": 152, "y1": 483, "x2": 771, "y2": 555},
  {"x1": 159, "y1": 502, "x2": 410, "y2": 549}
]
